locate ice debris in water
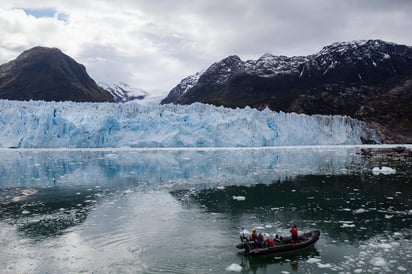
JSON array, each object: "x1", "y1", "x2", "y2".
[
  {"x1": 232, "y1": 196, "x2": 246, "y2": 201},
  {"x1": 225, "y1": 263, "x2": 242, "y2": 272},
  {"x1": 372, "y1": 166, "x2": 396, "y2": 175}
]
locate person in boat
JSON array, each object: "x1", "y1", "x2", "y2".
[
  {"x1": 240, "y1": 228, "x2": 251, "y2": 242},
  {"x1": 290, "y1": 224, "x2": 298, "y2": 243},
  {"x1": 264, "y1": 237, "x2": 275, "y2": 247},
  {"x1": 256, "y1": 233, "x2": 264, "y2": 247},
  {"x1": 250, "y1": 228, "x2": 258, "y2": 241}
]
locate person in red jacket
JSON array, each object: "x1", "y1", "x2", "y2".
[{"x1": 290, "y1": 224, "x2": 298, "y2": 243}]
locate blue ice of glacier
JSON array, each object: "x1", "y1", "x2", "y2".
[{"x1": 0, "y1": 100, "x2": 380, "y2": 148}]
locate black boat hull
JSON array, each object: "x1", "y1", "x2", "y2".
[{"x1": 238, "y1": 230, "x2": 320, "y2": 256}]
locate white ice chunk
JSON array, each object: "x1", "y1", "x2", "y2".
[
  {"x1": 317, "y1": 262, "x2": 332, "y2": 268},
  {"x1": 307, "y1": 258, "x2": 321, "y2": 263},
  {"x1": 354, "y1": 208, "x2": 367, "y2": 214},
  {"x1": 377, "y1": 243, "x2": 392, "y2": 249},
  {"x1": 372, "y1": 166, "x2": 396, "y2": 175},
  {"x1": 225, "y1": 263, "x2": 242, "y2": 272},
  {"x1": 232, "y1": 196, "x2": 246, "y2": 201},
  {"x1": 369, "y1": 257, "x2": 386, "y2": 267},
  {"x1": 398, "y1": 266, "x2": 407, "y2": 272}
]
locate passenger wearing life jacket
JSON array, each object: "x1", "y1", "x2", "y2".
[
  {"x1": 290, "y1": 224, "x2": 298, "y2": 243},
  {"x1": 265, "y1": 238, "x2": 275, "y2": 247}
]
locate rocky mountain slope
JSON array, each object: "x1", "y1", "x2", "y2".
[
  {"x1": 0, "y1": 47, "x2": 114, "y2": 102},
  {"x1": 161, "y1": 40, "x2": 412, "y2": 143}
]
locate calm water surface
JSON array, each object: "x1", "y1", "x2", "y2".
[{"x1": 0, "y1": 146, "x2": 411, "y2": 273}]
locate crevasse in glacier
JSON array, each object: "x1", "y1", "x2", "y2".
[{"x1": 0, "y1": 100, "x2": 380, "y2": 148}]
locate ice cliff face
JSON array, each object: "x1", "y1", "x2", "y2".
[{"x1": 0, "y1": 100, "x2": 380, "y2": 148}]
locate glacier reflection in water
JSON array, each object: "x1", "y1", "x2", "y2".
[
  {"x1": 0, "y1": 147, "x2": 364, "y2": 189},
  {"x1": 0, "y1": 146, "x2": 411, "y2": 274}
]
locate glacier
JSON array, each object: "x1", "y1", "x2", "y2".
[{"x1": 0, "y1": 100, "x2": 380, "y2": 148}]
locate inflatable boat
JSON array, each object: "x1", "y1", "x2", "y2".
[{"x1": 237, "y1": 230, "x2": 320, "y2": 256}]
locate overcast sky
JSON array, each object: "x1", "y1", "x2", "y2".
[{"x1": 1, "y1": 0, "x2": 412, "y2": 95}]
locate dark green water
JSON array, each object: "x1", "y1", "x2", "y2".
[{"x1": 0, "y1": 146, "x2": 411, "y2": 273}]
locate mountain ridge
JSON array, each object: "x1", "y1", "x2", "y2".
[{"x1": 161, "y1": 39, "x2": 412, "y2": 143}]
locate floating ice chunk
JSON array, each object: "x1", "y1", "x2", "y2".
[
  {"x1": 232, "y1": 196, "x2": 246, "y2": 201},
  {"x1": 398, "y1": 266, "x2": 407, "y2": 272},
  {"x1": 281, "y1": 271, "x2": 290, "y2": 274},
  {"x1": 354, "y1": 208, "x2": 367, "y2": 214},
  {"x1": 341, "y1": 223, "x2": 355, "y2": 228},
  {"x1": 384, "y1": 214, "x2": 393, "y2": 219},
  {"x1": 216, "y1": 186, "x2": 225, "y2": 190},
  {"x1": 372, "y1": 166, "x2": 396, "y2": 175},
  {"x1": 307, "y1": 258, "x2": 321, "y2": 263},
  {"x1": 11, "y1": 188, "x2": 38, "y2": 202},
  {"x1": 225, "y1": 263, "x2": 242, "y2": 272},
  {"x1": 21, "y1": 210, "x2": 31, "y2": 214},
  {"x1": 369, "y1": 257, "x2": 386, "y2": 267},
  {"x1": 317, "y1": 262, "x2": 332, "y2": 268},
  {"x1": 354, "y1": 269, "x2": 362, "y2": 273},
  {"x1": 378, "y1": 243, "x2": 392, "y2": 249}
]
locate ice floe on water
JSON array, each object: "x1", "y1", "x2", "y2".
[
  {"x1": 306, "y1": 258, "x2": 321, "y2": 264},
  {"x1": 369, "y1": 257, "x2": 386, "y2": 267},
  {"x1": 353, "y1": 208, "x2": 367, "y2": 214},
  {"x1": 372, "y1": 166, "x2": 396, "y2": 175},
  {"x1": 232, "y1": 196, "x2": 246, "y2": 201},
  {"x1": 225, "y1": 263, "x2": 242, "y2": 272}
]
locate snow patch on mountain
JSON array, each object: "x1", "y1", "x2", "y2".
[
  {"x1": 0, "y1": 100, "x2": 380, "y2": 148},
  {"x1": 99, "y1": 82, "x2": 147, "y2": 102}
]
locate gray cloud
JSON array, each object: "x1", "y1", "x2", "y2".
[{"x1": 1, "y1": 0, "x2": 411, "y2": 94}]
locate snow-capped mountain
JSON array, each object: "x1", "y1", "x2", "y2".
[
  {"x1": 99, "y1": 82, "x2": 167, "y2": 105},
  {"x1": 0, "y1": 100, "x2": 379, "y2": 148},
  {"x1": 162, "y1": 40, "x2": 412, "y2": 104},
  {"x1": 99, "y1": 82, "x2": 147, "y2": 102},
  {"x1": 161, "y1": 40, "x2": 412, "y2": 143}
]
